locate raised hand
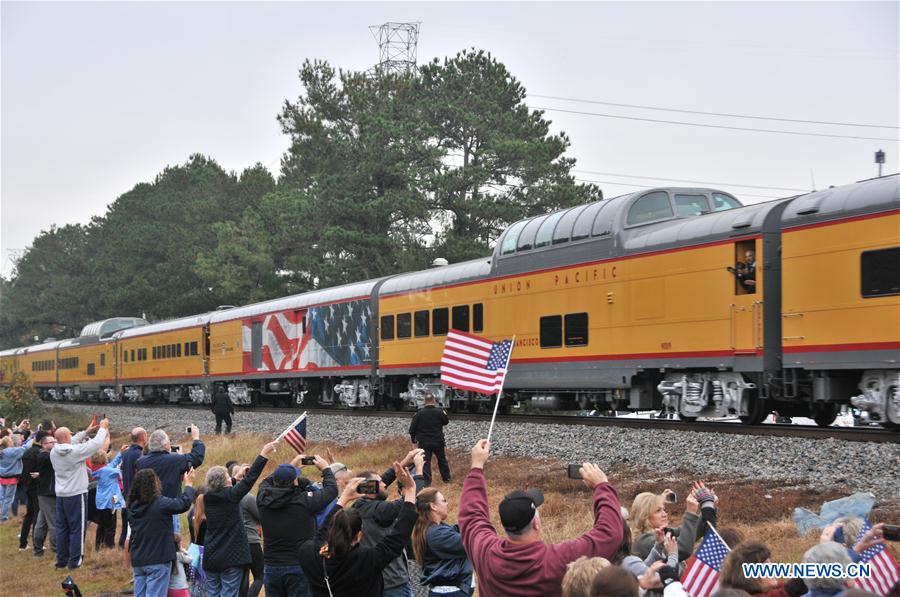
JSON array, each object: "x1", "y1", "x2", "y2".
[
  {"x1": 337, "y1": 478, "x2": 364, "y2": 507},
  {"x1": 471, "y1": 439, "x2": 490, "y2": 469},
  {"x1": 260, "y1": 440, "x2": 279, "y2": 458},
  {"x1": 394, "y1": 461, "x2": 416, "y2": 501},
  {"x1": 579, "y1": 463, "x2": 608, "y2": 488}
]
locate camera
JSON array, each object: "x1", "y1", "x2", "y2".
[
  {"x1": 170, "y1": 445, "x2": 181, "y2": 453},
  {"x1": 358, "y1": 479, "x2": 379, "y2": 495},
  {"x1": 666, "y1": 492, "x2": 677, "y2": 504},
  {"x1": 566, "y1": 464, "x2": 582, "y2": 479},
  {"x1": 883, "y1": 524, "x2": 900, "y2": 542},
  {"x1": 663, "y1": 527, "x2": 680, "y2": 538},
  {"x1": 300, "y1": 456, "x2": 316, "y2": 466},
  {"x1": 61, "y1": 576, "x2": 83, "y2": 597},
  {"x1": 185, "y1": 426, "x2": 192, "y2": 433}
]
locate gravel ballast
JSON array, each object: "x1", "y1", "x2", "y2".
[{"x1": 59, "y1": 404, "x2": 900, "y2": 501}]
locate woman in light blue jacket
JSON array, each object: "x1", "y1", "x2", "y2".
[{"x1": 0, "y1": 429, "x2": 35, "y2": 521}]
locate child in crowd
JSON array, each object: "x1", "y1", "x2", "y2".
[
  {"x1": 168, "y1": 533, "x2": 193, "y2": 597},
  {"x1": 90, "y1": 448, "x2": 124, "y2": 549}
]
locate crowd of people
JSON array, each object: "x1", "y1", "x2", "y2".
[{"x1": 0, "y1": 415, "x2": 896, "y2": 597}]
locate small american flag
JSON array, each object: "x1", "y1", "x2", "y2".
[
  {"x1": 279, "y1": 413, "x2": 308, "y2": 454},
  {"x1": 681, "y1": 528, "x2": 730, "y2": 597},
  {"x1": 854, "y1": 520, "x2": 900, "y2": 595},
  {"x1": 440, "y1": 330, "x2": 512, "y2": 396}
]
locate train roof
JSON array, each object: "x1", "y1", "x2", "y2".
[
  {"x1": 20, "y1": 340, "x2": 65, "y2": 355},
  {"x1": 114, "y1": 313, "x2": 214, "y2": 339},
  {"x1": 208, "y1": 278, "x2": 382, "y2": 323},
  {"x1": 0, "y1": 348, "x2": 19, "y2": 357},
  {"x1": 378, "y1": 258, "x2": 493, "y2": 295},
  {"x1": 781, "y1": 174, "x2": 899, "y2": 227},
  {"x1": 79, "y1": 317, "x2": 149, "y2": 339}
]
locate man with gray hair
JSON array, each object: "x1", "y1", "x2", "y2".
[
  {"x1": 119, "y1": 426, "x2": 147, "y2": 549},
  {"x1": 136, "y1": 424, "x2": 204, "y2": 532},
  {"x1": 803, "y1": 541, "x2": 853, "y2": 596}
]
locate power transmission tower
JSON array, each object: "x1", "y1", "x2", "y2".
[{"x1": 369, "y1": 22, "x2": 421, "y2": 75}]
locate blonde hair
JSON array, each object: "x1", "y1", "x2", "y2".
[
  {"x1": 630, "y1": 492, "x2": 665, "y2": 535},
  {"x1": 0, "y1": 436, "x2": 12, "y2": 450},
  {"x1": 834, "y1": 516, "x2": 864, "y2": 548},
  {"x1": 91, "y1": 451, "x2": 109, "y2": 466},
  {"x1": 562, "y1": 556, "x2": 610, "y2": 597}
]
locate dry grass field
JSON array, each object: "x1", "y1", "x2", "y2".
[{"x1": 0, "y1": 427, "x2": 896, "y2": 596}]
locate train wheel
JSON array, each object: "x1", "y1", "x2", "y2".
[
  {"x1": 811, "y1": 403, "x2": 839, "y2": 428},
  {"x1": 884, "y1": 387, "x2": 900, "y2": 430},
  {"x1": 739, "y1": 396, "x2": 769, "y2": 425}
]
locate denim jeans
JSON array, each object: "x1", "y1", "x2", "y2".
[
  {"x1": 206, "y1": 566, "x2": 243, "y2": 597},
  {"x1": 263, "y1": 564, "x2": 310, "y2": 597},
  {"x1": 0, "y1": 483, "x2": 18, "y2": 520},
  {"x1": 383, "y1": 583, "x2": 414, "y2": 597},
  {"x1": 133, "y1": 562, "x2": 171, "y2": 597}
]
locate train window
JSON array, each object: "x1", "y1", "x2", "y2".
[
  {"x1": 564, "y1": 313, "x2": 589, "y2": 346},
  {"x1": 451, "y1": 305, "x2": 470, "y2": 332},
  {"x1": 713, "y1": 193, "x2": 741, "y2": 212},
  {"x1": 190, "y1": 341, "x2": 199, "y2": 356},
  {"x1": 176, "y1": 343, "x2": 182, "y2": 358},
  {"x1": 184, "y1": 342, "x2": 189, "y2": 356},
  {"x1": 674, "y1": 194, "x2": 710, "y2": 217},
  {"x1": 516, "y1": 215, "x2": 548, "y2": 252},
  {"x1": 397, "y1": 313, "x2": 412, "y2": 339},
  {"x1": 553, "y1": 205, "x2": 588, "y2": 245},
  {"x1": 539, "y1": 315, "x2": 562, "y2": 348},
  {"x1": 87, "y1": 363, "x2": 95, "y2": 376},
  {"x1": 473, "y1": 303, "x2": 484, "y2": 332},
  {"x1": 432, "y1": 308, "x2": 449, "y2": 336},
  {"x1": 131, "y1": 349, "x2": 135, "y2": 362},
  {"x1": 380, "y1": 315, "x2": 395, "y2": 340},
  {"x1": 500, "y1": 220, "x2": 528, "y2": 255},
  {"x1": 535, "y1": 211, "x2": 565, "y2": 248},
  {"x1": 414, "y1": 310, "x2": 430, "y2": 337},
  {"x1": 626, "y1": 191, "x2": 674, "y2": 226},
  {"x1": 591, "y1": 200, "x2": 616, "y2": 237},
  {"x1": 139, "y1": 349, "x2": 146, "y2": 361},
  {"x1": 124, "y1": 350, "x2": 128, "y2": 363},
  {"x1": 301, "y1": 316, "x2": 307, "y2": 335},
  {"x1": 861, "y1": 247, "x2": 900, "y2": 298},
  {"x1": 100, "y1": 353, "x2": 106, "y2": 367},
  {"x1": 572, "y1": 202, "x2": 604, "y2": 241},
  {"x1": 732, "y1": 240, "x2": 757, "y2": 295}
]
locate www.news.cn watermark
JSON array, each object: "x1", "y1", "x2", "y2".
[{"x1": 743, "y1": 563, "x2": 871, "y2": 579}]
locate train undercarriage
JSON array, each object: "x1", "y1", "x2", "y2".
[{"x1": 33, "y1": 366, "x2": 899, "y2": 429}]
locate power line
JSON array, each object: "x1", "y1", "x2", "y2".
[
  {"x1": 530, "y1": 93, "x2": 899, "y2": 130},
  {"x1": 573, "y1": 169, "x2": 808, "y2": 192},
  {"x1": 528, "y1": 105, "x2": 900, "y2": 142},
  {"x1": 572, "y1": 178, "x2": 784, "y2": 200}
]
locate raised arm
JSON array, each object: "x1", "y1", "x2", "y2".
[
  {"x1": 459, "y1": 440, "x2": 499, "y2": 556},
  {"x1": 227, "y1": 443, "x2": 276, "y2": 502},
  {"x1": 304, "y1": 456, "x2": 338, "y2": 513}
]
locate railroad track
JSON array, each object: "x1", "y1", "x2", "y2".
[{"x1": 59, "y1": 401, "x2": 899, "y2": 443}]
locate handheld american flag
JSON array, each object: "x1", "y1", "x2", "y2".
[
  {"x1": 440, "y1": 330, "x2": 512, "y2": 396},
  {"x1": 854, "y1": 520, "x2": 900, "y2": 595},
  {"x1": 681, "y1": 527, "x2": 730, "y2": 597},
  {"x1": 277, "y1": 412, "x2": 308, "y2": 454}
]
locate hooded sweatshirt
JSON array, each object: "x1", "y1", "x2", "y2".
[
  {"x1": 0, "y1": 436, "x2": 35, "y2": 478},
  {"x1": 51, "y1": 428, "x2": 108, "y2": 498},
  {"x1": 458, "y1": 467, "x2": 623, "y2": 597},
  {"x1": 256, "y1": 468, "x2": 338, "y2": 565}
]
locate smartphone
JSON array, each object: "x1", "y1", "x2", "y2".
[
  {"x1": 300, "y1": 456, "x2": 316, "y2": 466},
  {"x1": 185, "y1": 426, "x2": 192, "y2": 434},
  {"x1": 358, "y1": 479, "x2": 379, "y2": 495},
  {"x1": 883, "y1": 524, "x2": 900, "y2": 542},
  {"x1": 170, "y1": 445, "x2": 181, "y2": 453},
  {"x1": 566, "y1": 464, "x2": 582, "y2": 479},
  {"x1": 666, "y1": 492, "x2": 678, "y2": 504}
]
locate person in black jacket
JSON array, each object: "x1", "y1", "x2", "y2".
[
  {"x1": 409, "y1": 393, "x2": 451, "y2": 485},
  {"x1": 18, "y1": 429, "x2": 46, "y2": 550},
  {"x1": 211, "y1": 385, "x2": 235, "y2": 434},
  {"x1": 353, "y1": 448, "x2": 426, "y2": 597},
  {"x1": 202, "y1": 439, "x2": 277, "y2": 597},
  {"x1": 120, "y1": 427, "x2": 147, "y2": 549},
  {"x1": 299, "y1": 462, "x2": 418, "y2": 597},
  {"x1": 33, "y1": 433, "x2": 57, "y2": 556},
  {"x1": 136, "y1": 426, "x2": 204, "y2": 535},
  {"x1": 127, "y1": 467, "x2": 197, "y2": 597},
  {"x1": 256, "y1": 454, "x2": 338, "y2": 597}
]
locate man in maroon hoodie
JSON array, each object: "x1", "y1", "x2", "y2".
[{"x1": 459, "y1": 439, "x2": 623, "y2": 597}]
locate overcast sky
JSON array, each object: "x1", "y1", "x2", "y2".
[{"x1": 2, "y1": 1, "x2": 897, "y2": 277}]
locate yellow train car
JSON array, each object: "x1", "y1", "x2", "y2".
[
  {"x1": 16, "y1": 340, "x2": 62, "y2": 396},
  {"x1": 0, "y1": 348, "x2": 19, "y2": 386},
  {"x1": 114, "y1": 315, "x2": 208, "y2": 402}
]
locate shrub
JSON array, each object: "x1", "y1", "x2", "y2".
[{"x1": 0, "y1": 371, "x2": 45, "y2": 423}]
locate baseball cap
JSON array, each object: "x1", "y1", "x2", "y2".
[
  {"x1": 499, "y1": 489, "x2": 544, "y2": 533},
  {"x1": 273, "y1": 463, "x2": 299, "y2": 485}
]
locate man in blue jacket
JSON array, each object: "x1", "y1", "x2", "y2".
[
  {"x1": 136, "y1": 425, "x2": 204, "y2": 532},
  {"x1": 119, "y1": 427, "x2": 146, "y2": 549}
]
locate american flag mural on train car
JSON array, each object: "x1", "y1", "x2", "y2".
[{"x1": 241, "y1": 299, "x2": 372, "y2": 372}]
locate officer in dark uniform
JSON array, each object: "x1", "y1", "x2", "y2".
[
  {"x1": 211, "y1": 384, "x2": 234, "y2": 434},
  {"x1": 408, "y1": 391, "x2": 451, "y2": 485}
]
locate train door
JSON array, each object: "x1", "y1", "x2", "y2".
[
  {"x1": 250, "y1": 320, "x2": 264, "y2": 370},
  {"x1": 731, "y1": 239, "x2": 760, "y2": 354}
]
